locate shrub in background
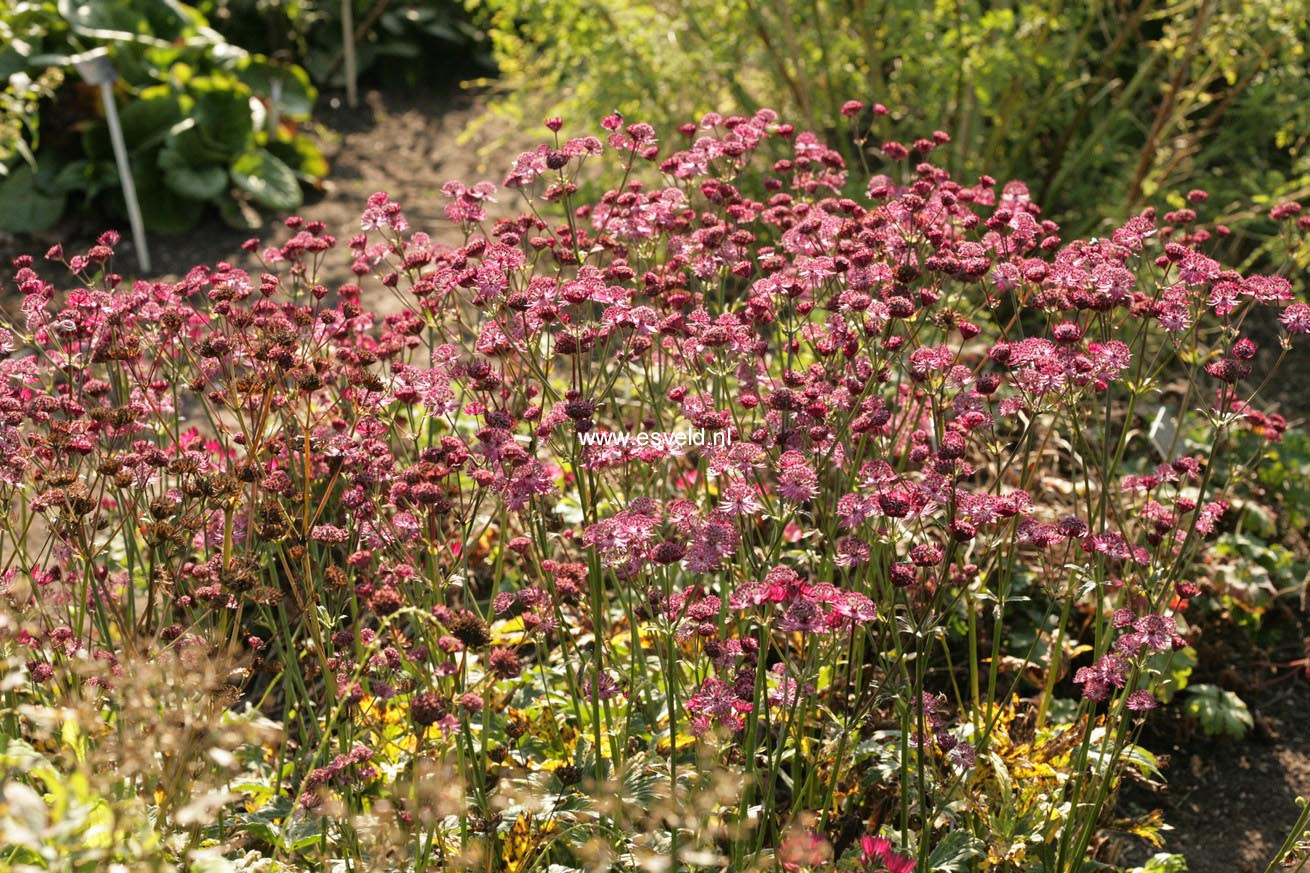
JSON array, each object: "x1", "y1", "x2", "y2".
[
  {"x1": 468, "y1": 0, "x2": 1310, "y2": 250},
  {"x1": 0, "y1": 0, "x2": 326, "y2": 236},
  {"x1": 1, "y1": 107, "x2": 1309, "y2": 869},
  {"x1": 197, "y1": 0, "x2": 493, "y2": 91}
]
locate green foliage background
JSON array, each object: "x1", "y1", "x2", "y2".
[
  {"x1": 469, "y1": 0, "x2": 1310, "y2": 247},
  {"x1": 0, "y1": 0, "x2": 326, "y2": 235}
]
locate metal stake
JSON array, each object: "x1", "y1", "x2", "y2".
[
  {"x1": 73, "y1": 50, "x2": 151, "y2": 273},
  {"x1": 342, "y1": 0, "x2": 358, "y2": 108},
  {"x1": 268, "y1": 76, "x2": 283, "y2": 135}
]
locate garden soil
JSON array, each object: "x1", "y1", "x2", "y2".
[{"x1": 1144, "y1": 682, "x2": 1310, "y2": 870}]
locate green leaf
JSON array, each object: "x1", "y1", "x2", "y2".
[
  {"x1": 216, "y1": 194, "x2": 263, "y2": 230},
  {"x1": 234, "y1": 56, "x2": 317, "y2": 120},
  {"x1": 158, "y1": 143, "x2": 227, "y2": 200},
  {"x1": 282, "y1": 814, "x2": 324, "y2": 851},
  {"x1": 57, "y1": 0, "x2": 204, "y2": 43},
  {"x1": 168, "y1": 123, "x2": 214, "y2": 167},
  {"x1": 927, "y1": 830, "x2": 984, "y2": 871},
  {"x1": 188, "y1": 76, "x2": 254, "y2": 161},
  {"x1": 0, "y1": 163, "x2": 65, "y2": 232},
  {"x1": 1144, "y1": 645, "x2": 1196, "y2": 704},
  {"x1": 237, "y1": 794, "x2": 291, "y2": 845},
  {"x1": 1119, "y1": 742, "x2": 1164, "y2": 784},
  {"x1": 1130, "y1": 853, "x2": 1189, "y2": 873},
  {"x1": 128, "y1": 153, "x2": 205, "y2": 234},
  {"x1": 119, "y1": 94, "x2": 185, "y2": 151},
  {"x1": 267, "y1": 133, "x2": 328, "y2": 183},
  {"x1": 82, "y1": 93, "x2": 185, "y2": 163},
  {"x1": 1184, "y1": 684, "x2": 1253, "y2": 739},
  {"x1": 230, "y1": 148, "x2": 301, "y2": 211},
  {"x1": 52, "y1": 160, "x2": 102, "y2": 194}
]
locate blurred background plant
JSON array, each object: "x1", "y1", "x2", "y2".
[
  {"x1": 0, "y1": 65, "x2": 62, "y2": 174},
  {"x1": 7, "y1": 0, "x2": 1310, "y2": 256},
  {"x1": 0, "y1": 0, "x2": 327, "y2": 235},
  {"x1": 468, "y1": 0, "x2": 1310, "y2": 247},
  {"x1": 196, "y1": 0, "x2": 492, "y2": 92}
]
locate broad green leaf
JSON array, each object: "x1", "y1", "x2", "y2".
[
  {"x1": 119, "y1": 94, "x2": 185, "y2": 150},
  {"x1": 282, "y1": 813, "x2": 324, "y2": 851},
  {"x1": 0, "y1": 163, "x2": 65, "y2": 231},
  {"x1": 82, "y1": 93, "x2": 186, "y2": 163},
  {"x1": 230, "y1": 148, "x2": 301, "y2": 211},
  {"x1": 129, "y1": 153, "x2": 205, "y2": 234},
  {"x1": 927, "y1": 830, "x2": 984, "y2": 871},
  {"x1": 188, "y1": 76, "x2": 254, "y2": 160},
  {"x1": 268, "y1": 133, "x2": 328, "y2": 182},
  {"x1": 234, "y1": 56, "x2": 317, "y2": 120},
  {"x1": 52, "y1": 159, "x2": 115, "y2": 194},
  {"x1": 159, "y1": 142, "x2": 227, "y2": 200},
  {"x1": 216, "y1": 194, "x2": 263, "y2": 230}
]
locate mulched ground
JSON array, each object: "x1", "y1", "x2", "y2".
[
  {"x1": 1114, "y1": 602, "x2": 1310, "y2": 871},
  {"x1": 2, "y1": 85, "x2": 1308, "y2": 871}
]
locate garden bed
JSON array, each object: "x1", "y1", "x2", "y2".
[{"x1": 3, "y1": 80, "x2": 1308, "y2": 871}]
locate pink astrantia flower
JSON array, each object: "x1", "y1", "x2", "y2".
[{"x1": 1282, "y1": 302, "x2": 1310, "y2": 334}]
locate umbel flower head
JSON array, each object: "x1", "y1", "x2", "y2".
[{"x1": 447, "y1": 610, "x2": 491, "y2": 650}]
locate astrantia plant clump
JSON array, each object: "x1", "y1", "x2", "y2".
[{"x1": 1, "y1": 105, "x2": 1307, "y2": 870}]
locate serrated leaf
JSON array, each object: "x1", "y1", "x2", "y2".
[
  {"x1": 501, "y1": 812, "x2": 536, "y2": 873},
  {"x1": 282, "y1": 814, "x2": 324, "y2": 851},
  {"x1": 1183, "y1": 684, "x2": 1252, "y2": 738},
  {"x1": 230, "y1": 148, "x2": 301, "y2": 211},
  {"x1": 927, "y1": 830, "x2": 984, "y2": 871}
]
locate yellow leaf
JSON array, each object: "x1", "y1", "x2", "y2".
[
  {"x1": 534, "y1": 758, "x2": 569, "y2": 772},
  {"x1": 490, "y1": 616, "x2": 529, "y2": 646},
  {"x1": 656, "y1": 732, "x2": 697, "y2": 754},
  {"x1": 501, "y1": 812, "x2": 535, "y2": 873},
  {"x1": 1114, "y1": 809, "x2": 1167, "y2": 848}
]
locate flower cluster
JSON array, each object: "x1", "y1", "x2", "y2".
[{"x1": 1, "y1": 103, "x2": 1305, "y2": 870}]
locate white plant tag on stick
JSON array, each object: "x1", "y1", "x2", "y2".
[{"x1": 1148, "y1": 405, "x2": 1179, "y2": 462}]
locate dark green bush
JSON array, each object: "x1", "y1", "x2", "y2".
[
  {"x1": 197, "y1": 0, "x2": 492, "y2": 90},
  {"x1": 0, "y1": 0, "x2": 326, "y2": 234}
]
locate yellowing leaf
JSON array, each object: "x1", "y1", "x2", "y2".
[
  {"x1": 657, "y1": 732, "x2": 698, "y2": 755},
  {"x1": 1114, "y1": 809, "x2": 1167, "y2": 848},
  {"x1": 491, "y1": 616, "x2": 530, "y2": 646},
  {"x1": 501, "y1": 812, "x2": 535, "y2": 873}
]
